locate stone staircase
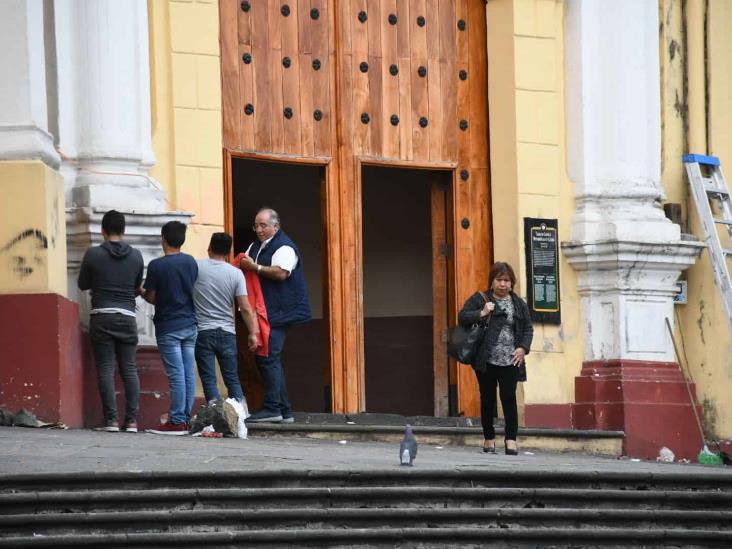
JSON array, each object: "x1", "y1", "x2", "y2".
[{"x1": 1, "y1": 469, "x2": 731, "y2": 547}]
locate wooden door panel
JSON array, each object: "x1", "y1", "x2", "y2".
[
  {"x1": 220, "y1": 0, "x2": 490, "y2": 416},
  {"x1": 237, "y1": 0, "x2": 251, "y2": 44},
  {"x1": 221, "y1": 0, "x2": 241, "y2": 151},
  {"x1": 312, "y1": 1, "x2": 333, "y2": 156},
  {"x1": 281, "y1": 1, "x2": 302, "y2": 154},
  {"x1": 238, "y1": 43, "x2": 255, "y2": 150},
  {"x1": 456, "y1": 0, "x2": 469, "y2": 64},
  {"x1": 223, "y1": 0, "x2": 478, "y2": 163},
  {"x1": 379, "y1": 0, "x2": 397, "y2": 159},
  {"x1": 298, "y1": 51, "x2": 315, "y2": 156},
  {"x1": 427, "y1": 58, "x2": 443, "y2": 161},
  {"x1": 297, "y1": 1, "x2": 312, "y2": 53},
  {"x1": 408, "y1": 0, "x2": 429, "y2": 160},
  {"x1": 431, "y1": 177, "x2": 449, "y2": 416},
  {"x1": 267, "y1": 4, "x2": 285, "y2": 153}
]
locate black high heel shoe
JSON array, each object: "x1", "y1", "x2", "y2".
[
  {"x1": 505, "y1": 442, "x2": 518, "y2": 456},
  {"x1": 482, "y1": 442, "x2": 496, "y2": 454}
]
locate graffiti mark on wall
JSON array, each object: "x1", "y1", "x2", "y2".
[{"x1": 1, "y1": 229, "x2": 48, "y2": 279}]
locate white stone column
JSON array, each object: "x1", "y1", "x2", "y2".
[
  {"x1": 52, "y1": 0, "x2": 191, "y2": 345},
  {"x1": 562, "y1": 0, "x2": 703, "y2": 362},
  {"x1": 53, "y1": 0, "x2": 165, "y2": 211},
  {"x1": 0, "y1": 0, "x2": 60, "y2": 168}
]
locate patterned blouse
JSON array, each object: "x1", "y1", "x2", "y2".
[{"x1": 487, "y1": 296, "x2": 515, "y2": 366}]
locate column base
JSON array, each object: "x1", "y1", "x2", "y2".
[
  {"x1": 0, "y1": 294, "x2": 86, "y2": 427},
  {"x1": 524, "y1": 404, "x2": 575, "y2": 430},
  {"x1": 573, "y1": 359, "x2": 703, "y2": 460}
]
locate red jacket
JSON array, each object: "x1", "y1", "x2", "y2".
[{"x1": 231, "y1": 253, "x2": 270, "y2": 357}]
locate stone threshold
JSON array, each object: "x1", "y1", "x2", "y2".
[{"x1": 246, "y1": 413, "x2": 625, "y2": 455}]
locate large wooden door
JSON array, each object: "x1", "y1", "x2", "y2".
[{"x1": 221, "y1": 0, "x2": 490, "y2": 416}]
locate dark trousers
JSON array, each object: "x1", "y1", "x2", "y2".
[
  {"x1": 89, "y1": 313, "x2": 139, "y2": 424},
  {"x1": 255, "y1": 326, "x2": 291, "y2": 417},
  {"x1": 475, "y1": 363, "x2": 519, "y2": 441}
]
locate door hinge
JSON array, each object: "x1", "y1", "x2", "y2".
[{"x1": 439, "y1": 242, "x2": 453, "y2": 258}]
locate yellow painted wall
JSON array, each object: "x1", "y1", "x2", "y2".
[
  {"x1": 487, "y1": 0, "x2": 583, "y2": 409},
  {"x1": 148, "y1": 0, "x2": 224, "y2": 260},
  {"x1": 0, "y1": 161, "x2": 67, "y2": 297},
  {"x1": 148, "y1": 0, "x2": 226, "y2": 397},
  {"x1": 660, "y1": 0, "x2": 732, "y2": 439}
]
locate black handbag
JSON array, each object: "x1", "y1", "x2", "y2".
[
  {"x1": 448, "y1": 292, "x2": 489, "y2": 364},
  {"x1": 447, "y1": 323, "x2": 486, "y2": 364}
]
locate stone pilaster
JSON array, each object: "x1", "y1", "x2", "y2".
[
  {"x1": 0, "y1": 0, "x2": 60, "y2": 169},
  {"x1": 562, "y1": 0, "x2": 703, "y2": 362},
  {"x1": 561, "y1": 0, "x2": 704, "y2": 459},
  {"x1": 53, "y1": 0, "x2": 164, "y2": 212},
  {"x1": 50, "y1": 0, "x2": 192, "y2": 343}
]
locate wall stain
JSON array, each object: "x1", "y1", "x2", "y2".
[
  {"x1": 696, "y1": 299, "x2": 706, "y2": 345},
  {"x1": 673, "y1": 88, "x2": 687, "y2": 119},
  {"x1": 702, "y1": 397, "x2": 717, "y2": 439},
  {"x1": 669, "y1": 38, "x2": 679, "y2": 61}
]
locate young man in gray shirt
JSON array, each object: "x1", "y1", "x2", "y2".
[
  {"x1": 194, "y1": 232, "x2": 259, "y2": 402},
  {"x1": 78, "y1": 210, "x2": 144, "y2": 432}
]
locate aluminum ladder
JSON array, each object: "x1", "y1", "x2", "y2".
[{"x1": 683, "y1": 153, "x2": 732, "y2": 332}]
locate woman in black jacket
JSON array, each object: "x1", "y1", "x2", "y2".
[{"x1": 458, "y1": 262, "x2": 533, "y2": 455}]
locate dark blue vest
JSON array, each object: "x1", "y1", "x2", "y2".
[{"x1": 249, "y1": 229, "x2": 312, "y2": 328}]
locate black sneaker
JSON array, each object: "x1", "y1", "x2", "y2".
[
  {"x1": 246, "y1": 410, "x2": 283, "y2": 423},
  {"x1": 281, "y1": 415, "x2": 294, "y2": 424}
]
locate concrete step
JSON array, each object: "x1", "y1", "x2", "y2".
[
  {"x1": 247, "y1": 413, "x2": 624, "y2": 455},
  {"x1": 2, "y1": 486, "x2": 731, "y2": 515},
  {"x1": 1, "y1": 527, "x2": 731, "y2": 548},
  {"x1": 2, "y1": 507, "x2": 731, "y2": 535},
  {"x1": 4, "y1": 468, "x2": 728, "y2": 492}
]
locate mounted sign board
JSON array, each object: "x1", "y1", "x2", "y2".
[
  {"x1": 674, "y1": 280, "x2": 688, "y2": 305},
  {"x1": 523, "y1": 218, "x2": 561, "y2": 324}
]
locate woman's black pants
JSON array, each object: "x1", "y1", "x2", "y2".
[{"x1": 475, "y1": 363, "x2": 519, "y2": 441}]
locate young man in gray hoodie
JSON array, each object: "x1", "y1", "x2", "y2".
[{"x1": 78, "y1": 210, "x2": 144, "y2": 432}]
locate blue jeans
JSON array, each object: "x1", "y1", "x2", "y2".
[
  {"x1": 255, "y1": 326, "x2": 291, "y2": 417},
  {"x1": 195, "y1": 328, "x2": 244, "y2": 402},
  {"x1": 157, "y1": 325, "x2": 197, "y2": 425}
]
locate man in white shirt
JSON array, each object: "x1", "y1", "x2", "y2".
[
  {"x1": 239, "y1": 208, "x2": 311, "y2": 423},
  {"x1": 194, "y1": 232, "x2": 259, "y2": 403}
]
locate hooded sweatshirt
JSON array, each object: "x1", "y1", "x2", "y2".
[{"x1": 78, "y1": 241, "x2": 144, "y2": 313}]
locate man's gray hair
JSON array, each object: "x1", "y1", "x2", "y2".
[{"x1": 258, "y1": 207, "x2": 280, "y2": 227}]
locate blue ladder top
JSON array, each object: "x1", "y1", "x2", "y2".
[{"x1": 683, "y1": 153, "x2": 720, "y2": 166}]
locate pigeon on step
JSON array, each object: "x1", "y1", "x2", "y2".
[{"x1": 399, "y1": 424, "x2": 418, "y2": 466}]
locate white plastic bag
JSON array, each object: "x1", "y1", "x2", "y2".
[
  {"x1": 656, "y1": 446, "x2": 675, "y2": 462},
  {"x1": 224, "y1": 397, "x2": 249, "y2": 439}
]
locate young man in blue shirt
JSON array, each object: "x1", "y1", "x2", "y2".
[{"x1": 142, "y1": 221, "x2": 198, "y2": 435}]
